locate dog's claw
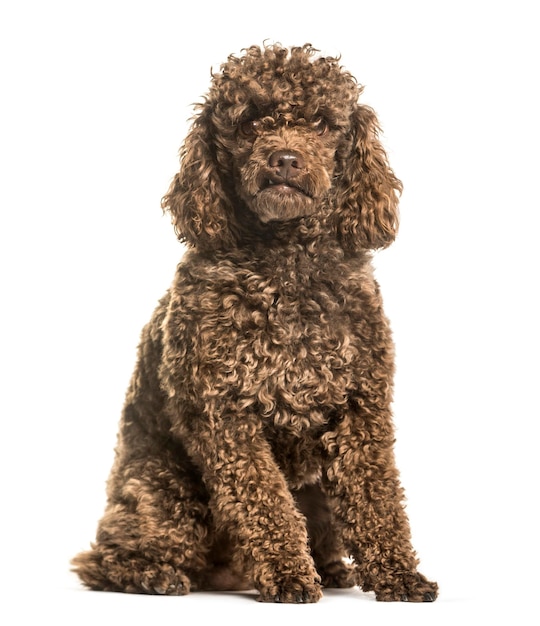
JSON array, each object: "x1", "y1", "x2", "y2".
[
  {"x1": 397, "y1": 590, "x2": 436, "y2": 603},
  {"x1": 257, "y1": 581, "x2": 322, "y2": 604},
  {"x1": 399, "y1": 592, "x2": 437, "y2": 603},
  {"x1": 269, "y1": 590, "x2": 316, "y2": 604}
]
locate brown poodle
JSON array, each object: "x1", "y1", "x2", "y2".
[{"x1": 72, "y1": 43, "x2": 438, "y2": 603}]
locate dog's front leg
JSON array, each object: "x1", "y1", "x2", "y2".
[
  {"x1": 322, "y1": 412, "x2": 438, "y2": 602},
  {"x1": 181, "y1": 416, "x2": 322, "y2": 603}
]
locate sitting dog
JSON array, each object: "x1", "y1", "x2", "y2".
[{"x1": 72, "y1": 43, "x2": 438, "y2": 603}]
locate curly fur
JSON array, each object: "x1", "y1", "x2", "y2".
[{"x1": 72, "y1": 43, "x2": 437, "y2": 604}]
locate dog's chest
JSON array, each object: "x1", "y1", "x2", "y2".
[
  {"x1": 255, "y1": 287, "x2": 358, "y2": 425},
  {"x1": 178, "y1": 254, "x2": 376, "y2": 432}
]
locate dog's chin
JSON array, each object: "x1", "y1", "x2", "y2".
[{"x1": 249, "y1": 186, "x2": 316, "y2": 224}]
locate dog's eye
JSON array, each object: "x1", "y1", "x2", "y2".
[
  {"x1": 312, "y1": 118, "x2": 329, "y2": 136},
  {"x1": 239, "y1": 119, "x2": 262, "y2": 138}
]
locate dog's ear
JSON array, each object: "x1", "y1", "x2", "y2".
[
  {"x1": 161, "y1": 106, "x2": 237, "y2": 251},
  {"x1": 332, "y1": 105, "x2": 402, "y2": 251}
]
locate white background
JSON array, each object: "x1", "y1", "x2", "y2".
[{"x1": 1, "y1": 1, "x2": 538, "y2": 624}]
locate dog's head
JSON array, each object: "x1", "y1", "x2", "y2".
[{"x1": 162, "y1": 44, "x2": 401, "y2": 252}]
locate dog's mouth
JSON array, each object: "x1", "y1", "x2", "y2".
[
  {"x1": 248, "y1": 178, "x2": 316, "y2": 224},
  {"x1": 239, "y1": 155, "x2": 326, "y2": 224},
  {"x1": 263, "y1": 178, "x2": 311, "y2": 198}
]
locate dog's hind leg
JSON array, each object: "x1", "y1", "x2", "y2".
[
  {"x1": 72, "y1": 297, "x2": 216, "y2": 594},
  {"x1": 71, "y1": 446, "x2": 213, "y2": 595}
]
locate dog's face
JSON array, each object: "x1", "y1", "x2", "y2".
[
  {"x1": 163, "y1": 44, "x2": 401, "y2": 252},
  {"x1": 232, "y1": 119, "x2": 335, "y2": 224}
]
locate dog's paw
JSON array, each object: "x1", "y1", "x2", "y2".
[
  {"x1": 256, "y1": 565, "x2": 322, "y2": 603},
  {"x1": 255, "y1": 558, "x2": 322, "y2": 603},
  {"x1": 373, "y1": 571, "x2": 438, "y2": 602},
  {"x1": 138, "y1": 564, "x2": 191, "y2": 596},
  {"x1": 257, "y1": 577, "x2": 323, "y2": 604}
]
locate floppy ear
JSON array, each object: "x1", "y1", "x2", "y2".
[
  {"x1": 332, "y1": 105, "x2": 402, "y2": 251},
  {"x1": 161, "y1": 105, "x2": 237, "y2": 251}
]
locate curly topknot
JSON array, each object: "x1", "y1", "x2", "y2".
[{"x1": 210, "y1": 44, "x2": 361, "y2": 129}]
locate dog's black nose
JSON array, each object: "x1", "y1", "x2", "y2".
[{"x1": 269, "y1": 150, "x2": 305, "y2": 180}]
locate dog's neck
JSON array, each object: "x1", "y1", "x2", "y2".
[{"x1": 188, "y1": 227, "x2": 370, "y2": 277}]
